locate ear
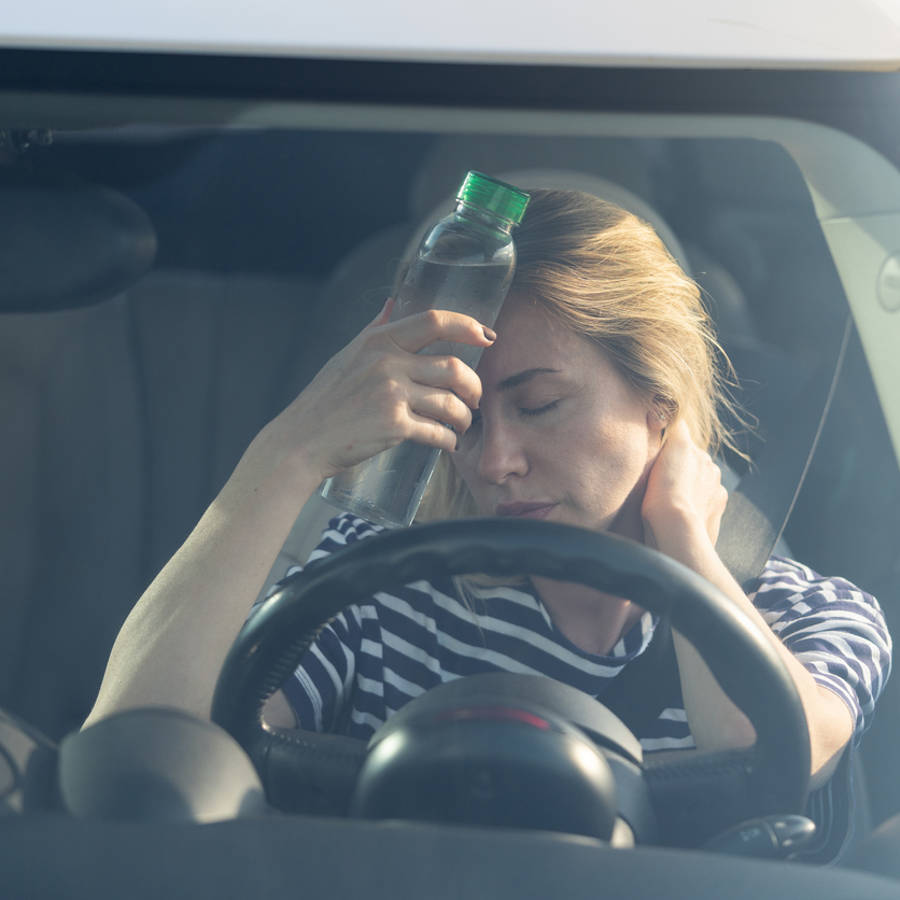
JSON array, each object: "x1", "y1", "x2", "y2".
[{"x1": 646, "y1": 401, "x2": 670, "y2": 441}]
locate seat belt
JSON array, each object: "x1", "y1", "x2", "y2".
[
  {"x1": 601, "y1": 317, "x2": 852, "y2": 736},
  {"x1": 716, "y1": 317, "x2": 852, "y2": 591}
]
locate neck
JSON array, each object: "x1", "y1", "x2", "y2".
[
  {"x1": 523, "y1": 461, "x2": 656, "y2": 655},
  {"x1": 532, "y1": 576, "x2": 643, "y2": 656}
]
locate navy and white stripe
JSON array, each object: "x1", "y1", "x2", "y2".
[
  {"x1": 748, "y1": 556, "x2": 891, "y2": 744},
  {"x1": 270, "y1": 514, "x2": 889, "y2": 751},
  {"x1": 261, "y1": 512, "x2": 891, "y2": 860}
]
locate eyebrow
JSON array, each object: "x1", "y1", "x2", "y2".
[{"x1": 497, "y1": 367, "x2": 560, "y2": 391}]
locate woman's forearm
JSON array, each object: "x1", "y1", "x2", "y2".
[
  {"x1": 84, "y1": 421, "x2": 324, "y2": 726},
  {"x1": 664, "y1": 529, "x2": 853, "y2": 788}
]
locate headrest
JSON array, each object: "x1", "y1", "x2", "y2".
[
  {"x1": 408, "y1": 136, "x2": 655, "y2": 224},
  {"x1": 0, "y1": 167, "x2": 157, "y2": 312}
]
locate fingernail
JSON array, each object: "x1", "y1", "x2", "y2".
[{"x1": 483, "y1": 326, "x2": 497, "y2": 341}]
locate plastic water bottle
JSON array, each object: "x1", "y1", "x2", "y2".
[{"x1": 320, "y1": 171, "x2": 530, "y2": 528}]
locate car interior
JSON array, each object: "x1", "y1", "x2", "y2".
[{"x1": 2, "y1": 94, "x2": 900, "y2": 895}]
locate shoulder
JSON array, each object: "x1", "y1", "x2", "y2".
[
  {"x1": 261, "y1": 513, "x2": 386, "y2": 605},
  {"x1": 754, "y1": 555, "x2": 849, "y2": 592},
  {"x1": 304, "y1": 513, "x2": 386, "y2": 566},
  {"x1": 750, "y1": 555, "x2": 882, "y2": 617},
  {"x1": 286, "y1": 513, "x2": 462, "y2": 619},
  {"x1": 749, "y1": 555, "x2": 892, "y2": 735},
  {"x1": 749, "y1": 555, "x2": 891, "y2": 656}
]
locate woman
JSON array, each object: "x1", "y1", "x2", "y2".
[{"x1": 87, "y1": 189, "x2": 890, "y2": 860}]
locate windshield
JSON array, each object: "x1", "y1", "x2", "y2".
[{"x1": 1, "y1": 56, "x2": 898, "y2": 864}]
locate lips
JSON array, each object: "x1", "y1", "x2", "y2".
[{"x1": 495, "y1": 502, "x2": 557, "y2": 519}]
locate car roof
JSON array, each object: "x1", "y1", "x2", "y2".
[{"x1": 2, "y1": 0, "x2": 899, "y2": 70}]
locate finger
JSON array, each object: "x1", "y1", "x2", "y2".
[
  {"x1": 407, "y1": 353, "x2": 482, "y2": 410},
  {"x1": 406, "y1": 412, "x2": 459, "y2": 453},
  {"x1": 666, "y1": 418, "x2": 693, "y2": 448},
  {"x1": 409, "y1": 387, "x2": 473, "y2": 435},
  {"x1": 387, "y1": 308, "x2": 497, "y2": 355}
]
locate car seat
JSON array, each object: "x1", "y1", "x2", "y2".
[
  {"x1": 0, "y1": 189, "x2": 322, "y2": 738},
  {"x1": 0, "y1": 165, "x2": 154, "y2": 738}
]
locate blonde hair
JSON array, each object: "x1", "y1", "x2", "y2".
[{"x1": 417, "y1": 188, "x2": 741, "y2": 524}]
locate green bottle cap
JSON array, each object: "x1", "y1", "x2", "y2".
[{"x1": 457, "y1": 171, "x2": 530, "y2": 225}]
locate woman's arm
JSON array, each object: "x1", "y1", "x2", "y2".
[
  {"x1": 84, "y1": 423, "x2": 326, "y2": 727},
  {"x1": 85, "y1": 306, "x2": 492, "y2": 727},
  {"x1": 641, "y1": 421, "x2": 855, "y2": 788},
  {"x1": 668, "y1": 556, "x2": 854, "y2": 788}
]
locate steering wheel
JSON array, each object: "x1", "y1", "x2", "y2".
[{"x1": 211, "y1": 518, "x2": 810, "y2": 846}]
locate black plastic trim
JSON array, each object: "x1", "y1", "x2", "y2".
[{"x1": 1, "y1": 49, "x2": 899, "y2": 162}]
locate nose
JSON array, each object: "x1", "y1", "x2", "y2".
[{"x1": 475, "y1": 416, "x2": 529, "y2": 485}]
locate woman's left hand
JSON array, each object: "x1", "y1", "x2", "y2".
[{"x1": 640, "y1": 419, "x2": 728, "y2": 556}]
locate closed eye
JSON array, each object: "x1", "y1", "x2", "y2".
[{"x1": 519, "y1": 400, "x2": 560, "y2": 417}]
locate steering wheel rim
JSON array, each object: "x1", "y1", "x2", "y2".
[{"x1": 211, "y1": 518, "x2": 810, "y2": 838}]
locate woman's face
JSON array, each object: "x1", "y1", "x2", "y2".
[{"x1": 452, "y1": 296, "x2": 665, "y2": 540}]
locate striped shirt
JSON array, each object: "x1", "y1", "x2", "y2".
[{"x1": 269, "y1": 513, "x2": 892, "y2": 859}]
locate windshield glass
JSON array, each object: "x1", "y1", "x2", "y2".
[{"x1": 1, "y1": 63, "x2": 898, "y2": 860}]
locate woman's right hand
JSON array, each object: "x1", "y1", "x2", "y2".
[{"x1": 276, "y1": 300, "x2": 495, "y2": 481}]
